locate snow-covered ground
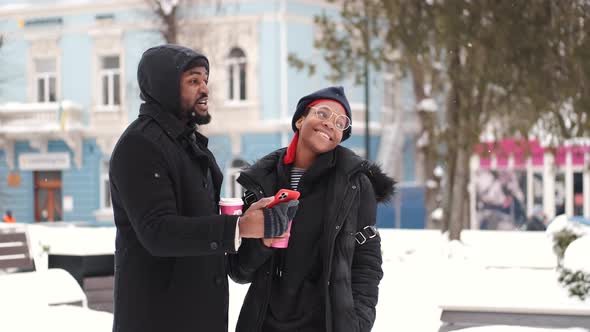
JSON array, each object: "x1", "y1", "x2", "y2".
[
  {"x1": 228, "y1": 229, "x2": 590, "y2": 332},
  {"x1": 2, "y1": 227, "x2": 589, "y2": 331}
]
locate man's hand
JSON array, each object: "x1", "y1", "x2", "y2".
[{"x1": 239, "y1": 197, "x2": 273, "y2": 238}]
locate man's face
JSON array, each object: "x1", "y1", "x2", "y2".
[{"x1": 179, "y1": 66, "x2": 210, "y2": 125}]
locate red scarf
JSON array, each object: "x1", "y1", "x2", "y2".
[{"x1": 283, "y1": 131, "x2": 298, "y2": 165}]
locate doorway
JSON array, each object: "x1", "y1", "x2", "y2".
[{"x1": 34, "y1": 171, "x2": 63, "y2": 222}]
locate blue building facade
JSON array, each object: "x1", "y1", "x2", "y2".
[{"x1": 0, "y1": 0, "x2": 423, "y2": 227}]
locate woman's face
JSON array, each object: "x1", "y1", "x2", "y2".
[{"x1": 295, "y1": 100, "x2": 346, "y2": 155}]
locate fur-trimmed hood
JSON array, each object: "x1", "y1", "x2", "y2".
[{"x1": 361, "y1": 161, "x2": 396, "y2": 203}]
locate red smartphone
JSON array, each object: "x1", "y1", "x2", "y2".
[{"x1": 266, "y1": 189, "x2": 300, "y2": 208}]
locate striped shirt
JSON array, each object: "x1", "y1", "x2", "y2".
[{"x1": 290, "y1": 167, "x2": 306, "y2": 190}]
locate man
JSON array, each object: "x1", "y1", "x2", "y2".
[
  {"x1": 109, "y1": 45, "x2": 277, "y2": 332},
  {"x1": 526, "y1": 205, "x2": 547, "y2": 231}
]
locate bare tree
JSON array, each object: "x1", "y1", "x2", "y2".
[
  {"x1": 146, "y1": 0, "x2": 223, "y2": 44},
  {"x1": 146, "y1": 0, "x2": 180, "y2": 43},
  {"x1": 295, "y1": 0, "x2": 590, "y2": 241}
]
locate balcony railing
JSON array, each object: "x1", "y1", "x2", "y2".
[{"x1": 0, "y1": 101, "x2": 84, "y2": 134}]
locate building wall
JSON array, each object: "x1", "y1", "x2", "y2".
[
  {"x1": 259, "y1": 18, "x2": 282, "y2": 121},
  {"x1": 0, "y1": 22, "x2": 28, "y2": 103},
  {"x1": 0, "y1": 0, "x2": 422, "y2": 227},
  {"x1": 123, "y1": 29, "x2": 164, "y2": 122},
  {"x1": 0, "y1": 144, "x2": 35, "y2": 223},
  {"x1": 61, "y1": 140, "x2": 101, "y2": 221}
]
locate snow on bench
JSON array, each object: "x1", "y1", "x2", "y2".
[{"x1": 438, "y1": 268, "x2": 590, "y2": 331}]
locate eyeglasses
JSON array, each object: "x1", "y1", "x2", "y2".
[{"x1": 309, "y1": 106, "x2": 351, "y2": 131}]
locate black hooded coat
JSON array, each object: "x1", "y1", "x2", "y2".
[{"x1": 109, "y1": 44, "x2": 240, "y2": 332}]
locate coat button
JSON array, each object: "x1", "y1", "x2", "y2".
[
  {"x1": 215, "y1": 276, "x2": 224, "y2": 285},
  {"x1": 203, "y1": 181, "x2": 208, "y2": 189},
  {"x1": 154, "y1": 173, "x2": 160, "y2": 178},
  {"x1": 210, "y1": 242, "x2": 218, "y2": 250},
  {"x1": 352, "y1": 185, "x2": 357, "y2": 189},
  {"x1": 335, "y1": 225, "x2": 340, "y2": 230}
]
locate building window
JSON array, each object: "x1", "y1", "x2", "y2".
[
  {"x1": 101, "y1": 159, "x2": 112, "y2": 209},
  {"x1": 99, "y1": 55, "x2": 121, "y2": 107},
  {"x1": 34, "y1": 58, "x2": 57, "y2": 103},
  {"x1": 227, "y1": 47, "x2": 247, "y2": 102}
]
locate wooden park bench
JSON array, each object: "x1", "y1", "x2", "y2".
[
  {"x1": 0, "y1": 224, "x2": 88, "y2": 308},
  {"x1": 0, "y1": 225, "x2": 35, "y2": 272}
]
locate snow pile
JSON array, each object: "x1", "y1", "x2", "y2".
[
  {"x1": 157, "y1": 0, "x2": 179, "y2": 15},
  {"x1": 2, "y1": 305, "x2": 113, "y2": 332},
  {"x1": 546, "y1": 215, "x2": 590, "y2": 238},
  {"x1": 459, "y1": 326, "x2": 588, "y2": 332},
  {"x1": 563, "y1": 235, "x2": 590, "y2": 273}
]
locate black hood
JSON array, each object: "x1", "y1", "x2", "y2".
[{"x1": 137, "y1": 44, "x2": 209, "y2": 118}]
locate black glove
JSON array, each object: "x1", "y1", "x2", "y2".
[{"x1": 263, "y1": 200, "x2": 299, "y2": 238}]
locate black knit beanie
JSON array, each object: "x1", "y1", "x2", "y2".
[{"x1": 291, "y1": 86, "x2": 352, "y2": 141}]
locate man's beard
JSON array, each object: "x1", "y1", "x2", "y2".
[
  {"x1": 181, "y1": 106, "x2": 211, "y2": 127},
  {"x1": 192, "y1": 112, "x2": 211, "y2": 125}
]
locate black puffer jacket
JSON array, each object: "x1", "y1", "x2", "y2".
[{"x1": 229, "y1": 146, "x2": 394, "y2": 332}]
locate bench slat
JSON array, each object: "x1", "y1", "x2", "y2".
[
  {"x1": 0, "y1": 246, "x2": 30, "y2": 256},
  {"x1": 0, "y1": 233, "x2": 27, "y2": 242},
  {"x1": 440, "y1": 310, "x2": 590, "y2": 329},
  {"x1": 0, "y1": 258, "x2": 33, "y2": 269}
]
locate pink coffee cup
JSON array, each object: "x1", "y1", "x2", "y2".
[
  {"x1": 219, "y1": 198, "x2": 243, "y2": 215},
  {"x1": 270, "y1": 220, "x2": 292, "y2": 248}
]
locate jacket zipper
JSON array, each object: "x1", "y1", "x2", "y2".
[{"x1": 323, "y1": 178, "x2": 358, "y2": 332}]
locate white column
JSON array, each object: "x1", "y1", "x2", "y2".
[
  {"x1": 565, "y1": 151, "x2": 574, "y2": 216},
  {"x1": 507, "y1": 154, "x2": 515, "y2": 170},
  {"x1": 279, "y1": 0, "x2": 288, "y2": 122},
  {"x1": 4, "y1": 140, "x2": 15, "y2": 170},
  {"x1": 544, "y1": 153, "x2": 555, "y2": 219},
  {"x1": 64, "y1": 134, "x2": 83, "y2": 169},
  {"x1": 526, "y1": 157, "x2": 533, "y2": 216},
  {"x1": 469, "y1": 155, "x2": 479, "y2": 230},
  {"x1": 230, "y1": 132, "x2": 242, "y2": 156}
]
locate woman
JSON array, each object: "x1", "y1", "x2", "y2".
[{"x1": 229, "y1": 86, "x2": 395, "y2": 332}]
